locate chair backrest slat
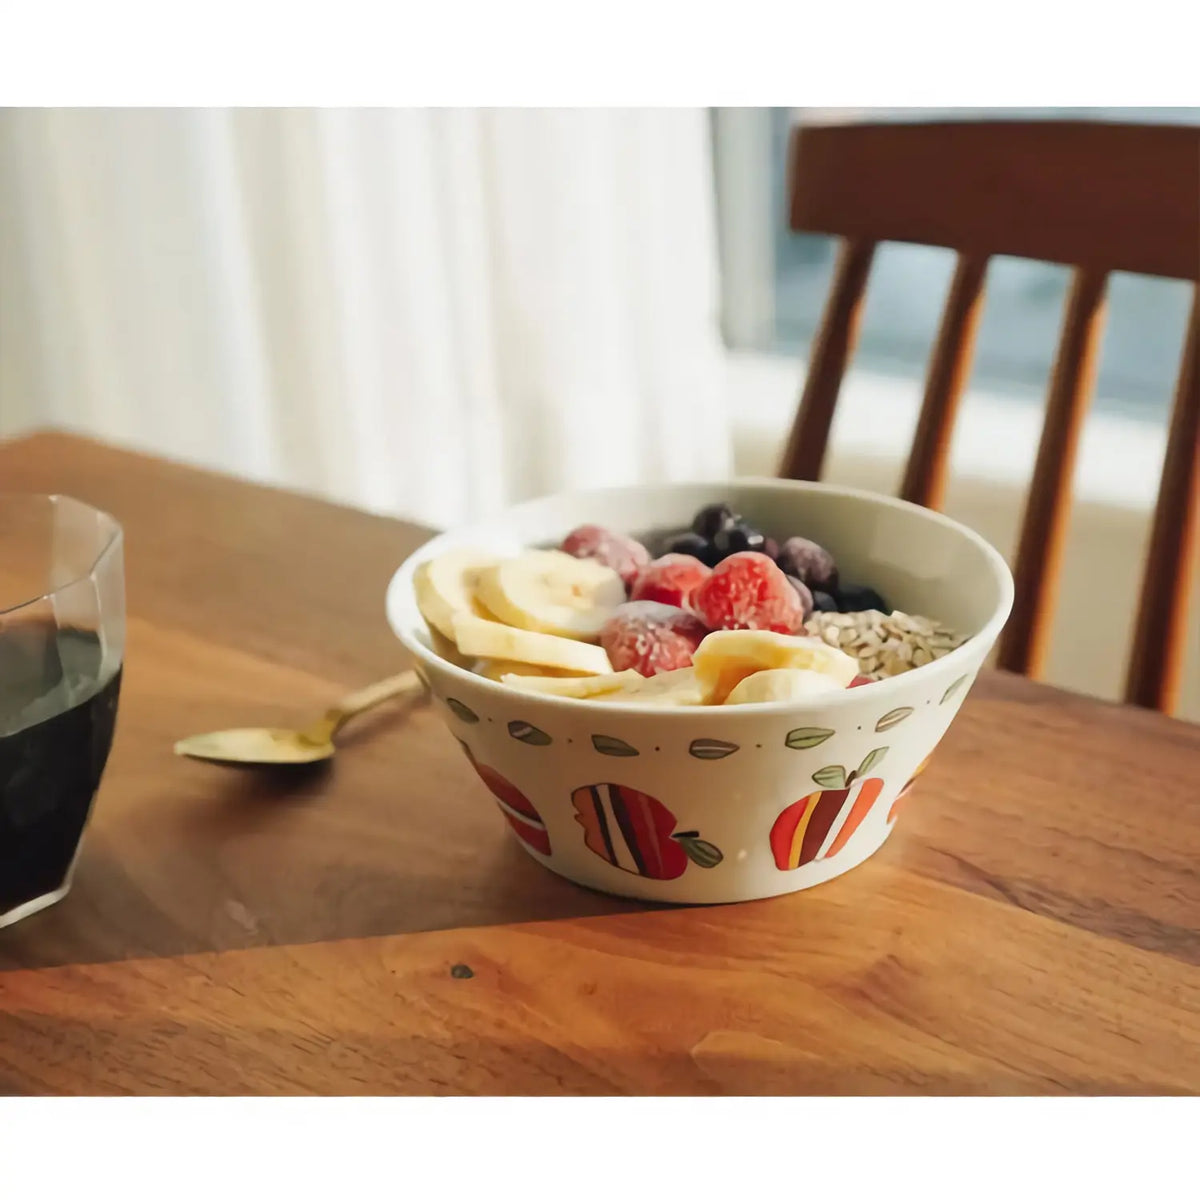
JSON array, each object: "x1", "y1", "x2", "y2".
[
  {"x1": 778, "y1": 118, "x2": 1200, "y2": 712},
  {"x1": 1124, "y1": 288, "x2": 1200, "y2": 711},
  {"x1": 997, "y1": 268, "x2": 1110, "y2": 676},
  {"x1": 778, "y1": 238, "x2": 875, "y2": 482},
  {"x1": 900, "y1": 253, "x2": 990, "y2": 509}
]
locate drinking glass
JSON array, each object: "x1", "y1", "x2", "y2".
[{"x1": 0, "y1": 494, "x2": 125, "y2": 928}]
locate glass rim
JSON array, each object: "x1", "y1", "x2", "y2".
[{"x1": 0, "y1": 492, "x2": 124, "y2": 618}]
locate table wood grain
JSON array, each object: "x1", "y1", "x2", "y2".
[{"x1": 0, "y1": 431, "x2": 1198, "y2": 1095}]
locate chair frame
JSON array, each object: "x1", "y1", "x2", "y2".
[{"x1": 778, "y1": 120, "x2": 1200, "y2": 713}]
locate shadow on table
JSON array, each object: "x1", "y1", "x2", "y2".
[{"x1": 0, "y1": 704, "x2": 660, "y2": 971}]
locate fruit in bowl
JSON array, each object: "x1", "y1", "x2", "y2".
[
  {"x1": 386, "y1": 481, "x2": 1013, "y2": 904},
  {"x1": 408, "y1": 497, "x2": 970, "y2": 709}
]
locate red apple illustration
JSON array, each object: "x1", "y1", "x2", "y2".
[
  {"x1": 571, "y1": 783, "x2": 722, "y2": 879},
  {"x1": 888, "y1": 753, "x2": 933, "y2": 824},
  {"x1": 770, "y1": 747, "x2": 889, "y2": 870},
  {"x1": 458, "y1": 739, "x2": 551, "y2": 856}
]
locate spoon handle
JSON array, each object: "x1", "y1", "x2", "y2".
[{"x1": 326, "y1": 670, "x2": 426, "y2": 733}]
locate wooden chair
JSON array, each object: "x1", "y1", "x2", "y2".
[{"x1": 778, "y1": 120, "x2": 1200, "y2": 714}]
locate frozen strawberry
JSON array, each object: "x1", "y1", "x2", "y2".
[
  {"x1": 560, "y1": 524, "x2": 650, "y2": 588},
  {"x1": 693, "y1": 551, "x2": 805, "y2": 634},
  {"x1": 630, "y1": 553, "x2": 712, "y2": 610},
  {"x1": 600, "y1": 601, "x2": 709, "y2": 677}
]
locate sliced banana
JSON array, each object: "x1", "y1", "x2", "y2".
[
  {"x1": 500, "y1": 669, "x2": 642, "y2": 698},
  {"x1": 724, "y1": 667, "x2": 844, "y2": 705},
  {"x1": 502, "y1": 665, "x2": 712, "y2": 706},
  {"x1": 592, "y1": 666, "x2": 713, "y2": 707},
  {"x1": 476, "y1": 549, "x2": 626, "y2": 642},
  {"x1": 452, "y1": 613, "x2": 613, "y2": 675},
  {"x1": 414, "y1": 548, "x2": 502, "y2": 642},
  {"x1": 472, "y1": 659, "x2": 588, "y2": 682},
  {"x1": 693, "y1": 630, "x2": 858, "y2": 704},
  {"x1": 428, "y1": 627, "x2": 474, "y2": 670}
]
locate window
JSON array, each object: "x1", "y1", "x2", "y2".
[{"x1": 714, "y1": 107, "x2": 1199, "y2": 424}]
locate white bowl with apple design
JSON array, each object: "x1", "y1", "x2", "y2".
[{"x1": 387, "y1": 480, "x2": 1013, "y2": 903}]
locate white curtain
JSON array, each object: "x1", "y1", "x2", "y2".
[{"x1": 0, "y1": 108, "x2": 730, "y2": 527}]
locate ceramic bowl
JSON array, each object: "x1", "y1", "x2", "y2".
[{"x1": 386, "y1": 480, "x2": 1013, "y2": 904}]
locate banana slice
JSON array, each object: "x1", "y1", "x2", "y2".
[
  {"x1": 693, "y1": 630, "x2": 858, "y2": 704},
  {"x1": 592, "y1": 666, "x2": 712, "y2": 707},
  {"x1": 474, "y1": 659, "x2": 590, "y2": 682},
  {"x1": 476, "y1": 550, "x2": 625, "y2": 641},
  {"x1": 452, "y1": 613, "x2": 613, "y2": 675},
  {"x1": 415, "y1": 548, "x2": 502, "y2": 642},
  {"x1": 499, "y1": 669, "x2": 643, "y2": 698},
  {"x1": 724, "y1": 667, "x2": 844, "y2": 705},
  {"x1": 428, "y1": 627, "x2": 474, "y2": 669},
  {"x1": 501, "y1": 665, "x2": 711, "y2": 706}
]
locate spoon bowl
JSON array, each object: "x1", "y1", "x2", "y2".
[{"x1": 174, "y1": 727, "x2": 338, "y2": 765}]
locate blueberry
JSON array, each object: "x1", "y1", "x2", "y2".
[
  {"x1": 811, "y1": 589, "x2": 839, "y2": 613},
  {"x1": 775, "y1": 537, "x2": 838, "y2": 592},
  {"x1": 786, "y1": 575, "x2": 814, "y2": 620},
  {"x1": 837, "y1": 583, "x2": 889, "y2": 613},
  {"x1": 762, "y1": 536, "x2": 779, "y2": 562},
  {"x1": 691, "y1": 503, "x2": 737, "y2": 541},
  {"x1": 712, "y1": 521, "x2": 767, "y2": 559},
  {"x1": 666, "y1": 531, "x2": 720, "y2": 566}
]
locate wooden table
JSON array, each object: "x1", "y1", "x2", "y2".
[{"x1": 0, "y1": 432, "x2": 1198, "y2": 1095}]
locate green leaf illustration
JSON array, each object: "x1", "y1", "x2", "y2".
[
  {"x1": 941, "y1": 674, "x2": 970, "y2": 705},
  {"x1": 689, "y1": 738, "x2": 739, "y2": 760},
  {"x1": 812, "y1": 764, "x2": 848, "y2": 790},
  {"x1": 673, "y1": 834, "x2": 724, "y2": 869},
  {"x1": 591, "y1": 733, "x2": 639, "y2": 757},
  {"x1": 875, "y1": 706, "x2": 913, "y2": 732},
  {"x1": 785, "y1": 726, "x2": 836, "y2": 751},
  {"x1": 507, "y1": 720, "x2": 552, "y2": 747},
  {"x1": 445, "y1": 698, "x2": 479, "y2": 723},
  {"x1": 858, "y1": 746, "x2": 888, "y2": 777}
]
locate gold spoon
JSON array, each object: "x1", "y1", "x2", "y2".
[{"x1": 174, "y1": 670, "x2": 427, "y2": 765}]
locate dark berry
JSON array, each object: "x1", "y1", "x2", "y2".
[
  {"x1": 666, "y1": 531, "x2": 720, "y2": 566},
  {"x1": 785, "y1": 575, "x2": 814, "y2": 620},
  {"x1": 762, "y1": 536, "x2": 779, "y2": 561},
  {"x1": 837, "y1": 583, "x2": 889, "y2": 613},
  {"x1": 691, "y1": 503, "x2": 737, "y2": 541},
  {"x1": 811, "y1": 589, "x2": 839, "y2": 613},
  {"x1": 712, "y1": 520, "x2": 766, "y2": 559},
  {"x1": 775, "y1": 537, "x2": 838, "y2": 592}
]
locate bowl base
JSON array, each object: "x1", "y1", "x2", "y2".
[{"x1": 510, "y1": 819, "x2": 898, "y2": 905}]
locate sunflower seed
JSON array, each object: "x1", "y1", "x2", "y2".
[{"x1": 805, "y1": 609, "x2": 968, "y2": 681}]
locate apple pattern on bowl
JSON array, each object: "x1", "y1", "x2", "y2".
[
  {"x1": 571, "y1": 783, "x2": 723, "y2": 878},
  {"x1": 457, "y1": 739, "x2": 552, "y2": 857},
  {"x1": 447, "y1": 668, "x2": 975, "y2": 885},
  {"x1": 769, "y1": 747, "x2": 890, "y2": 872},
  {"x1": 888, "y1": 752, "x2": 934, "y2": 824}
]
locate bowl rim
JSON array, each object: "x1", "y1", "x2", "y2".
[{"x1": 386, "y1": 477, "x2": 1015, "y2": 717}]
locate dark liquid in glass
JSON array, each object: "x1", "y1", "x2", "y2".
[{"x1": 0, "y1": 623, "x2": 121, "y2": 916}]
